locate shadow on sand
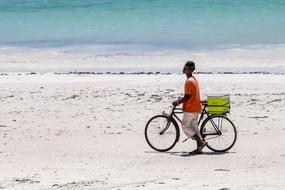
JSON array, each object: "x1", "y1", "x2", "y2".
[{"x1": 145, "y1": 150, "x2": 235, "y2": 157}]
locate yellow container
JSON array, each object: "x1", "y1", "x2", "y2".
[
  {"x1": 207, "y1": 94, "x2": 230, "y2": 114},
  {"x1": 207, "y1": 94, "x2": 230, "y2": 105},
  {"x1": 207, "y1": 104, "x2": 230, "y2": 114}
]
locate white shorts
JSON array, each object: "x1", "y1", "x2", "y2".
[{"x1": 181, "y1": 112, "x2": 200, "y2": 138}]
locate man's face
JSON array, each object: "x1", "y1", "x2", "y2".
[{"x1": 183, "y1": 66, "x2": 193, "y2": 74}]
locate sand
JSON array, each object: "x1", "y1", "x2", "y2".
[{"x1": 0, "y1": 73, "x2": 285, "y2": 190}]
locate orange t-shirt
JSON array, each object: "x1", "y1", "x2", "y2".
[{"x1": 182, "y1": 77, "x2": 202, "y2": 113}]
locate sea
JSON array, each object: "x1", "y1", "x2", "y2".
[{"x1": 1, "y1": 0, "x2": 285, "y2": 73}]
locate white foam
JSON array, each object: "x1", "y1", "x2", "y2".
[{"x1": 1, "y1": 43, "x2": 285, "y2": 73}]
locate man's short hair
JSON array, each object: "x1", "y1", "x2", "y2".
[{"x1": 185, "y1": 61, "x2": 195, "y2": 71}]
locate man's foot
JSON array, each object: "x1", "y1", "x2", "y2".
[{"x1": 197, "y1": 141, "x2": 207, "y2": 152}]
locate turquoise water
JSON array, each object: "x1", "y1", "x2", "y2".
[{"x1": 1, "y1": 0, "x2": 285, "y2": 46}]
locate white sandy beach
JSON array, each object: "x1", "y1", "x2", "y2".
[{"x1": 0, "y1": 73, "x2": 284, "y2": 190}]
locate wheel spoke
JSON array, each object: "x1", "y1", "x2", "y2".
[{"x1": 205, "y1": 135, "x2": 221, "y2": 141}]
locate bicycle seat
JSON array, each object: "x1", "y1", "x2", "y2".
[{"x1": 201, "y1": 100, "x2": 208, "y2": 105}]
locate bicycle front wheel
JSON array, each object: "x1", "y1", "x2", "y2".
[
  {"x1": 145, "y1": 115, "x2": 179, "y2": 152},
  {"x1": 200, "y1": 115, "x2": 237, "y2": 152}
]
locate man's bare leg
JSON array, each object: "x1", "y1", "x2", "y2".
[{"x1": 192, "y1": 134, "x2": 207, "y2": 152}]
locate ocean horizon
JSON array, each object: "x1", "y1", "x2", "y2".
[{"x1": 1, "y1": 0, "x2": 285, "y2": 73}]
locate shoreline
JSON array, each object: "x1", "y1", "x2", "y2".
[
  {"x1": 1, "y1": 43, "x2": 285, "y2": 74},
  {"x1": 0, "y1": 71, "x2": 284, "y2": 76}
]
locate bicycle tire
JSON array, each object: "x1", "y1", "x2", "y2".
[
  {"x1": 200, "y1": 114, "x2": 237, "y2": 152},
  {"x1": 145, "y1": 115, "x2": 179, "y2": 152}
]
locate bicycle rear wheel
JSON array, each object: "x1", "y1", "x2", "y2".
[
  {"x1": 145, "y1": 115, "x2": 179, "y2": 152},
  {"x1": 200, "y1": 115, "x2": 237, "y2": 152}
]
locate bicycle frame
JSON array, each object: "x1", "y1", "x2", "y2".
[
  {"x1": 165, "y1": 104, "x2": 210, "y2": 126},
  {"x1": 162, "y1": 104, "x2": 223, "y2": 138}
]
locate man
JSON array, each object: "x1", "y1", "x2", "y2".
[{"x1": 172, "y1": 61, "x2": 207, "y2": 154}]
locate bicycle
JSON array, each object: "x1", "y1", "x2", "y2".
[{"x1": 144, "y1": 102, "x2": 237, "y2": 152}]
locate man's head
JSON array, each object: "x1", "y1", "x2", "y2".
[{"x1": 183, "y1": 61, "x2": 195, "y2": 75}]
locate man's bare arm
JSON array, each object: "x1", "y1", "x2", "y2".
[{"x1": 172, "y1": 94, "x2": 191, "y2": 106}]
